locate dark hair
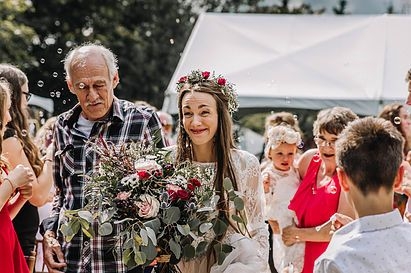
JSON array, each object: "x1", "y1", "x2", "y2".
[
  {"x1": 0, "y1": 78, "x2": 11, "y2": 168},
  {"x1": 336, "y1": 117, "x2": 403, "y2": 195},
  {"x1": 0, "y1": 64, "x2": 44, "y2": 176},
  {"x1": 313, "y1": 106, "x2": 358, "y2": 136}
]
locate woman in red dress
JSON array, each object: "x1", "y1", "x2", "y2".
[
  {"x1": 0, "y1": 79, "x2": 35, "y2": 273},
  {"x1": 282, "y1": 107, "x2": 358, "y2": 273}
]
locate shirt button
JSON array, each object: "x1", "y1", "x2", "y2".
[{"x1": 84, "y1": 241, "x2": 89, "y2": 247}]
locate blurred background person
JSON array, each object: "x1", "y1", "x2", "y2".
[
  {"x1": 157, "y1": 111, "x2": 175, "y2": 146},
  {"x1": 378, "y1": 103, "x2": 411, "y2": 217},
  {"x1": 0, "y1": 64, "x2": 54, "y2": 272}
]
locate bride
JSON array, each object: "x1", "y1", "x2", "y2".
[{"x1": 171, "y1": 70, "x2": 268, "y2": 273}]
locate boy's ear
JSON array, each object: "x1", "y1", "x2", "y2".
[
  {"x1": 393, "y1": 164, "x2": 405, "y2": 190},
  {"x1": 337, "y1": 167, "x2": 350, "y2": 192}
]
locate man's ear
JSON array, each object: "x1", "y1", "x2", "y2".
[
  {"x1": 112, "y1": 71, "x2": 120, "y2": 89},
  {"x1": 337, "y1": 167, "x2": 350, "y2": 192},
  {"x1": 393, "y1": 164, "x2": 405, "y2": 191},
  {"x1": 66, "y1": 79, "x2": 75, "y2": 94}
]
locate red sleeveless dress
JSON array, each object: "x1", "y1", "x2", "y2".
[
  {"x1": 0, "y1": 168, "x2": 30, "y2": 273},
  {"x1": 288, "y1": 153, "x2": 340, "y2": 273}
]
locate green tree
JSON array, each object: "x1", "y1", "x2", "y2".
[
  {"x1": 0, "y1": 0, "x2": 36, "y2": 65},
  {"x1": 22, "y1": 0, "x2": 200, "y2": 114},
  {"x1": 333, "y1": 0, "x2": 349, "y2": 15}
]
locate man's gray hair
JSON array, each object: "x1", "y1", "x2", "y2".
[{"x1": 64, "y1": 43, "x2": 118, "y2": 80}]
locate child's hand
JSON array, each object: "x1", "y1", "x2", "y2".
[{"x1": 263, "y1": 173, "x2": 270, "y2": 193}]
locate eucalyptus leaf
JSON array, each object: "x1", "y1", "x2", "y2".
[
  {"x1": 145, "y1": 227, "x2": 157, "y2": 245},
  {"x1": 78, "y1": 210, "x2": 93, "y2": 222},
  {"x1": 124, "y1": 237, "x2": 134, "y2": 248},
  {"x1": 134, "y1": 251, "x2": 147, "y2": 266},
  {"x1": 163, "y1": 207, "x2": 181, "y2": 224},
  {"x1": 141, "y1": 241, "x2": 157, "y2": 261},
  {"x1": 144, "y1": 218, "x2": 161, "y2": 233},
  {"x1": 140, "y1": 229, "x2": 149, "y2": 246},
  {"x1": 79, "y1": 218, "x2": 90, "y2": 230},
  {"x1": 196, "y1": 241, "x2": 208, "y2": 256},
  {"x1": 212, "y1": 218, "x2": 228, "y2": 236},
  {"x1": 81, "y1": 226, "x2": 94, "y2": 238},
  {"x1": 231, "y1": 214, "x2": 244, "y2": 224},
  {"x1": 98, "y1": 222, "x2": 113, "y2": 236},
  {"x1": 182, "y1": 244, "x2": 195, "y2": 259},
  {"x1": 177, "y1": 224, "x2": 190, "y2": 236},
  {"x1": 199, "y1": 222, "x2": 213, "y2": 233},
  {"x1": 169, "y1": 238, "x2": 181, "y2": 259},
  {"x1": 233, "y1": 197, "x2": 244, "y2": 211},
  {"x1": 223, "y1": 178, "x2": 233, "y2": 190}
]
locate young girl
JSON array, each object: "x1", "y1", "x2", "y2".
[{"x1": 262, "y1": 124, "x2": 304, "y2": 273}]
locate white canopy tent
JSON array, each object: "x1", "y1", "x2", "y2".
[{"x1": 162, "y1": 13, "x2": 411, "y2": 116}]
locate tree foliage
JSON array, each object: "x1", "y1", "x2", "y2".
[{"x1": 0, "y1": 0, "x2": 324, "y2": 116}]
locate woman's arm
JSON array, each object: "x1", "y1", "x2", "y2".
[
  {"x1": 2, "y1": 137, "x2": 53, "y2": 206},
  {"x1": 297, "y1": 149, "x2": 317, "y2": 179}
]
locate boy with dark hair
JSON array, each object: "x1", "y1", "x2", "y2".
[{"x1": 314, "y1": 117, "x2": 411, "y2": 273}]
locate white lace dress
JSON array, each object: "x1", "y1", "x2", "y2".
[
  {"x1": 262, "y1": 165, "x2": 304, "y2": 273},
  {"x1": 177, "y1": 149, "x2": 269, "y2": 273}
]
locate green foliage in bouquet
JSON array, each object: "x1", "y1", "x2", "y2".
[{"x1": 60, "y1": 137, "x2": 248, "y2": 271}]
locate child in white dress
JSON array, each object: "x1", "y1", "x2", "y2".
[{"x1": 262, "y1": 125, "x2": 304, "y2": 273}]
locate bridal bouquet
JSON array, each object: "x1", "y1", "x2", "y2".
[{"x1": 60, "y1": 137, "x2": 246, "y2": 271}]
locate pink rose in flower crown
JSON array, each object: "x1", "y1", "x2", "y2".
[
  {"x1": 178, "y1": 76, "x2": 188, "y2": 83},
  {"x1": 135, "y1": 194, "x2": 160, "y2": 219},
  {"x1": 202, "y1": 71, "x2": 210, "y2": 79},
  {"x1": 217, "y1": 77, "x2": 226, "y2": 86}
]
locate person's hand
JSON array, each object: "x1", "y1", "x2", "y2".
[
  {"x1": 18, "y1": 183, "x2": 33, "y2": 200},
  {"x1": 262, "y1": 173, "x2": 270, "y2": 193},
  {"x1": 7, "y1": 164, "x2": 35, "y2": 188},
  {"x1": 395, "y1": 160, "x2": 411, "y2": 197},
  {"x1": 282, "y1": 224, "x2": 299, "y2": 246},
  {"x1": 268, "y1": 219, "x2": 280, "y2": 234},
  {"x1": 330, "y1": 213, "x2": 353, "y2": 233},
  {"x1": 43, "y1": 231, "x2": 67, "y2": 272}
]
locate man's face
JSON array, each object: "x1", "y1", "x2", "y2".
[{"x1": 67, "y1": 52, "x2": 119, "y2": 121}]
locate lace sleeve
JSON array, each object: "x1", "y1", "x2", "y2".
[{"x1": 232, "y1": 150, "x2": 269, "y2": 261}]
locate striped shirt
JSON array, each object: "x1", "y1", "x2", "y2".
[{"x1": 41, "y1": 98, "x2": 164, "y2": 273}]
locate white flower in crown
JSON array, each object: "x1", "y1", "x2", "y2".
[
  {"x1": 266, "y1": 125, "x2": 302, "y2": 152},
  {"x1": 176, "y1": 70, "x2": 239, "y2": 115}
]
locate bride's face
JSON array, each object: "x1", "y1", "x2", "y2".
[{"x1": 181, "y1": 91, "x2": 218, "y2": 149}]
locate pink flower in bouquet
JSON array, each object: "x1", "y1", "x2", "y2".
[
  {"x1": 135, "y1": 194, "x2": 160, "y2": 219},
  {"x1": 116, "y1": 191, "x2": 131, "y2": 200},
  {"x1": 166, "y1": 184, "x2": 183, "y2": 201},
  {"x1": 137, "y1": 170, "x2": 151, "y2": 180},
  {"x1": 135, "y1": 159, "x2": 163, "y2": 179}
]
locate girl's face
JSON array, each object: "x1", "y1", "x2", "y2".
[
  {"x1": 269, "y1": 142, "x2": 297, "y2": 171},
  {"x1": 2, "y1": 92, "x2": 12, "y2": 137},
  {"x1": 315, "y1": 131, "x2": 338, "y2": 167},
  {"x1": 399, "y1": 107, "x2": 411, "y2": 137},
  {"x1": 181, "y1": 91, "x2": 218, "y2": 150}
]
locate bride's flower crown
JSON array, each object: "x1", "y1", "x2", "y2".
[{"x1": 176, "y1": 70, "x2": 239, "y2": 114}]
